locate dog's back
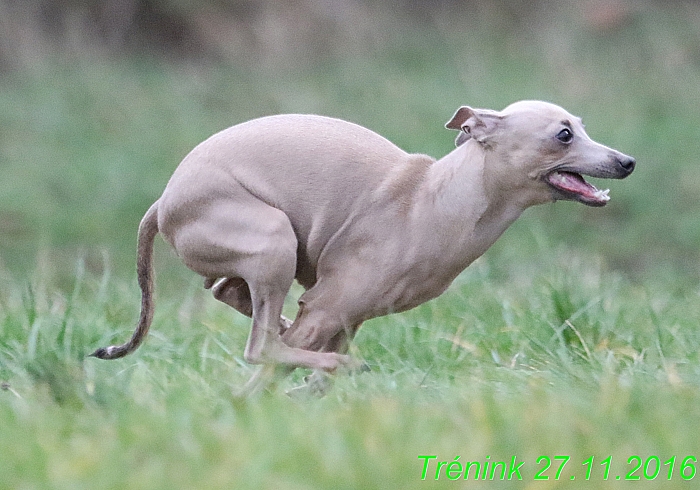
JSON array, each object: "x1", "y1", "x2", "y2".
[
  {"x1": 165, "y1": 114, "x2": 407, "y2": 202},
  {"x1": 158, "y1": 115, "x2": 422, "y2": 277}
]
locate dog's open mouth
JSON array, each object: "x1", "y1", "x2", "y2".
[{"x1": 546, "y1": 171, "x2": 610, "y2": 207}]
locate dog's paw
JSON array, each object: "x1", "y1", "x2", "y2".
[
  {"x1": 328, "y1": 354, "x2": 370, "y2": 375},
  {"x1": 277, "y1": 316, "x2": 293, "y2": 335},
  {"x1": 286, "y1": 371, "x2": 331, "y2": 398}
]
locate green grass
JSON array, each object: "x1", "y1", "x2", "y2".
[
  {"x1": 3, "y1": 3, "x2": 700, "y2": 489},
  {"x1": 2, "y1": 250, "x2": 700, "y2": 489}
]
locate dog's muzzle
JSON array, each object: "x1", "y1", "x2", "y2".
[{"x1": 545, "y1": 152, "x2": 635, "y2": 207}]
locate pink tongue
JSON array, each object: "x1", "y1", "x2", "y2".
[{"x1": 552, "y1": 171, "x2": 597, "y2": 196}]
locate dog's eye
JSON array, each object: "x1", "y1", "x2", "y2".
[{"x1": 556, "y1": 128, "x2": 574, "y2": 144}]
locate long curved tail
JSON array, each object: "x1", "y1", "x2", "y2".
[{"x1": 90, "y1": 200, "x2": 160, "y2": 360}]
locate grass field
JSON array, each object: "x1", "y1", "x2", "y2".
[
  {"x1": 2, "y1": 248, "x2": 700, "y2": 489},
  {"x1": 2, "y1": 3, "x2": 700, "y2": 489}
]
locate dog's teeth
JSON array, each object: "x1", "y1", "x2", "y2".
[{"x1": 593, "y1": 188, "x2": 611, "y2": 201}]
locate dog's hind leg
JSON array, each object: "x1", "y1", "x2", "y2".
[
  {"x1": 171, "y1": 196, "x2": 360, "y2": 395},
  {"x1": 285, "y1": 323, "x2": 364, "y2": 397},
  {"x1": 210, "y1": 277, "x2": 292, "y2": 335},
  {"x1": 210, "y1": 277, "x2": 252, "y2": 316}
]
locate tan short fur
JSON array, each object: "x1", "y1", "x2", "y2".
[{"x1": 91, "y1": 100, "x2": 635, "y2": 395}]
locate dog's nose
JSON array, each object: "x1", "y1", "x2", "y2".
[{"x1": 617, "y1": 155, "x2": 635, "y2": 174}]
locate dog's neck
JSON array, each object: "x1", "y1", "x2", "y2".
[
  {"x1": 419, "y1": 141, "x2": 534, "y2": 268},
  {"x1": 477, "y1": 147, "x2": 544, "y2": 229}
]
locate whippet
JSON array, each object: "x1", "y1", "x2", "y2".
[{"x1": 91, "y1": 100, "x2": 635, "y2": 394}]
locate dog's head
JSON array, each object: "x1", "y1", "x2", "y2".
[{"x1": 446, "y1": 100, "x2": 635, "y2": 207}]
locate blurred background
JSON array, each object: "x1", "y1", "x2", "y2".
[{"x1": 1, "y1": 0, "x2": 699, "y2": 288}]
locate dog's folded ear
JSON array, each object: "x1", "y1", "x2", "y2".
[{"x1": 445, "y1": 106, "x2": 503, "y2": 148}]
